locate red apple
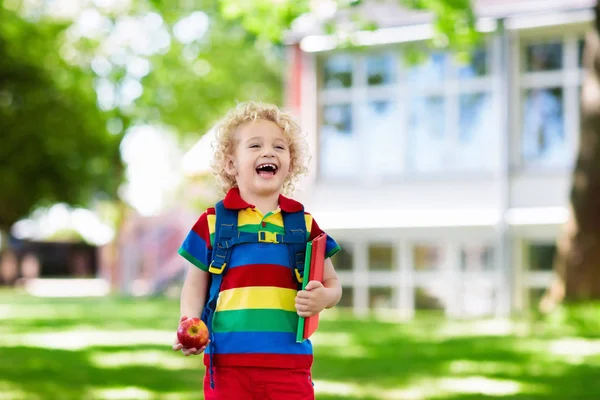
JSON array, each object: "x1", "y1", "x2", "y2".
[{"x1": 177, "y1": 317, "x2": 209, "y2": 349}]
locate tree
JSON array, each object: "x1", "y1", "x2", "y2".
[
  {"x1": 0, "y1": 0, "x2": 284, "y2": 238},
  {"x1": 0, "y1": 9, "x2": 121, "y2": 261},
  {"x1": 541, "y1": 4, "x2": 600, "y2": 306},
  {"x1": 218, "y1": 0, "x2": 600, "y2": 303}
]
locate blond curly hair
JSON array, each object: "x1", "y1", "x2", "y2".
[{"x1": 210, "y1": 101, "x2": 309, "y2": 195}]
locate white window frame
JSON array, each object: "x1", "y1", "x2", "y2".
[
  {"x1": 510, "y1": 24, "x2": 587, "y2": 173},
  {"x1": 317, "y1": 38, "x2": 499, "y2": 184}
]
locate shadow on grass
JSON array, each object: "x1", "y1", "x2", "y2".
[{"x1": 0, "y1": 345, "x2": 204, "y2": 399}]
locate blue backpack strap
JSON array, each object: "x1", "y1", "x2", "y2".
[
  {"x1": 282, "y1": 207, "x2": 307, "y2": 284},
  {"x1": 200, "y1": 200, "x2": 238, "y2": 390}
]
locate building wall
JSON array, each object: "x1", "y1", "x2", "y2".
[{"x1": 287, "y1": 9, "x2": 592, "y2": 317}]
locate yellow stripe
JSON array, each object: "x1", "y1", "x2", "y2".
[
  {"x1": 236, "y1": 209, "x2": 313, "y2": 232},
  {"x1": 216, "y1": 287, "x2": 297, "y2": 312},
  {"x1": 237, "y1": 209, "x2": 271, "y2": 227},
  {"x1": 303, "y1": 214, "x2": 313, "y2": 232},
  {"x1": 207, "y1": 214, "x2": 216, "y2": 235}
]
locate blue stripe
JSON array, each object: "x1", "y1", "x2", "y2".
[
  {"x1": 207, "y1": 331, "x2": 312, "y2": 355},
  {"x1": 228, "y1": 244, "x2": 291, "y2": 269},
  {"x1": 325, "y1": 235, "x2": 339, "y2": 258},
  {"x1": 180, "y1": 230, "x2": 209, "y2": 266}
]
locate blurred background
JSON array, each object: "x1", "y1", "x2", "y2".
[{"x1": 2, "y1": 0, "x2": 600, "y2": 399}]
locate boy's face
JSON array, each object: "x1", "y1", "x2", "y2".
[{"x1": 226, "y1": 120, "x2": 291, "y2": 197}]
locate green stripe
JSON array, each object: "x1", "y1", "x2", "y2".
[
  {"x1": 178, "y1": 248, "x2": 208, "y2": 271},
  {"x1": 213, "y1": 309, "x2": 298, "y2": 333},
  {"x1": 238, "y1": 223, "x2": 285, "y2": 234},
  {"x1": 327, "y1": 244, "x2": 341, "y2": 259}
]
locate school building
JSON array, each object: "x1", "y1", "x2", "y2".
[{"x1": 279, "y1": 0, "x2": 594, "y2": 318}]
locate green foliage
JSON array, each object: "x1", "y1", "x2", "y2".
[
  {"x1": 0, "y1": 0, "x2": 285, "y2": 231},
  {"x1": 0, "y1": 9, "x2": 122, "y2": 230},
  {"x1": 218, "y1": 0, "x2": 310, "y2": 44},
  {"x1": 218, "y1": 0, "x2": 480, "y2": 61}
]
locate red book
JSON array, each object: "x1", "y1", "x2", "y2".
[{"x1": 296, "y1": 233, "x2": 327, "y2": 342}]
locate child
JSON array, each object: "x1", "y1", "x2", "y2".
[{"x1": 172, "y1": 102, "x2": 342, "y2": 399}]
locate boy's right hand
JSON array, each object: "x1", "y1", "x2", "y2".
[{"x1": 172, "y1": 316, "x2": 210, "y2": 356}]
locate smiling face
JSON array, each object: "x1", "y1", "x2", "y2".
[{"x1": 225, "y1": 119, "x2": 292, "y2": 197}]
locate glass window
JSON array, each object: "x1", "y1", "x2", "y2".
[
  {"x1": 331, "y1": 243, "x2": 353, "y2": 271},
  {"x1": 360, "y1": 101, "x2": 403, "y2": 176},
  {"x1": 456, "y1": 93, "x2": 494, "y2": 170},
  {"x1": 323, "y1": 55, "x2": 353, "y2": 89},
  {"x1": 320, "y1": 104, "x2": 359, "y2": 179},
  {"x1": 579, "y1": 39, "x2": 585, "y2": 68},
  {"x1": 366, "y1": 54, "x2": 395, "y2": 86},
  {"x1": 413, "y1": 245, "x2": 445, "y2": 271},
  {"x1": 415, "y1": 287, "x2": 446, "y2": 310},
  {"x1": 528, "y1": 244, "x2": 556, "y2": 271},
  {"x1": 407, "y1": 52, "x2": 446, "y2": 85},
  {"x1": 521, "y1": 88, "x2": 567, "y2": 165},
  {"x1": 525, "y1": 42, "x2": 563, "y2": 72},
  {"x1": 369, "y1": 287, "x2": 394, "y2": 309},
  {"x1": 460, "y1": 245, "x2": 494, "y2": 272},
  {"x1": 368, "y1": 244, "x2": 393, "y2": 271},
  {"x1": 407, "y1": 96, "x2": 447, "y2": 173},
  {"x1": 338, "y1": 287, "x2": 354, "y2": 308},
  {"x1": 459, "y1": 48, "x2": 488, "y2": 79}
]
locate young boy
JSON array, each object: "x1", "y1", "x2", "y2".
[{"x1": 172, "y1": 102, "x2": 342, "y2": 399}]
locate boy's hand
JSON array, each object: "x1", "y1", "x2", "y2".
[
  {"x1": 172, "y1": 316, "x2": 210, "y2": 356},
  {"x1": 295, "y1": 281, "x2": 331, "y2": 317}
]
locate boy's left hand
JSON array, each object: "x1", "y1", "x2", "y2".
[{"x1": 295, "y1": 281, "x2": 331, "y2": 317}]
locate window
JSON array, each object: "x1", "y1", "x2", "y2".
[
  {"x1": 460, "y1": 245, "x2": 495, "y2": 272},
  {"x1": 318, "y1": 44, "x2": 496, "y2": 180},
  {"x1": 319, "y1": 104, "x2": 357, "y2": 179},
  {"x1": 331, "y1": 243, "x2": 353, "y2": 271},
  {"x1": 527, "y1": 243, "x2": 556, "y2": 271},
  {"x1": 519, "y1": 37, "x2": 583, "y2": 168},
  {"x1": 413, "y1": 244, "x2": 445, "y2": 271},
  {"x1": 323, "y1": 55, "x2": 353, "y2": 89},
  {"x1": 368, "y1": 244, "x2": 394, "y2": 271},
  {"x1": 369, "y1": 287, "x2": 394, "y2": 309}
]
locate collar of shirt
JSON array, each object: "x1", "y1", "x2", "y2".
[{"x1": 222, "y1": 187, "x2": 303, "y2": 213}]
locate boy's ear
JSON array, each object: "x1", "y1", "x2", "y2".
[{"x1": 224, "y1": 155, "x2": 237, "y2": 177}]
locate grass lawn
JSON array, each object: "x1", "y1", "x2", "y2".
[{"x1": 1, "y1": 290, "x2": 600, "y2": 399}]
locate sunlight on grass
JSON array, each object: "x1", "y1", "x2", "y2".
[
  {"x1": 312, "y1": 332, "x2": 369, "y2": 358},
  {"x1": 449, "y1": 359, "x2": 525, "y2": 376},
  {"x1": 90, "y1": 386, "x2": 154, "y2": 400},
  {"x1": 315, "y1": 375, "x2": 529, "y2": 400},
  {"x1": 1, "y1": 328, "x2": 174, "y2": 350},
  {"x1": 0, "y1": 381, "x2": 31, "y2": 400},
  {"x1": 549, "y1": 337, "x2": 600, "y2": 357},
  {"x1": 89, "y1": 350, "x2": 192, "y2": 370},
  {"x1": 437, "y1": 376, "x2": 522, "y2": 396}
]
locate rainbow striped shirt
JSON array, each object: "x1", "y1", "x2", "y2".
[{"x1": 178, "y1": 188, "x2": 340, "y2": 369}]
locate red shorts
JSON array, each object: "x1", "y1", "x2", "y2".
[{"x1": 203, "y1": 366, "x2": 314, "y2": 400}]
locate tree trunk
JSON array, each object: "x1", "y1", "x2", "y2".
[{"x1": 541, "y1": 2, "x2": 600, "y2": 310}]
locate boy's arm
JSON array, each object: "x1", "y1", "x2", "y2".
[
  {"x1": 296, "y1": 258, "x2": 342, "y2": 317},
  {"x1": 322, "y1": 258, "x2": 342, "y2": 309},
  {"x1": 180, "y1": 265, "x2": 210, "y2": 318},
  {"x1": 173, "y1": 266, "x2": 210, "y2": 356}
]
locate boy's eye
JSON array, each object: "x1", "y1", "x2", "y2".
[
  {"x1": 275, "y1": 145, "x2": 285, "y2": 150},
  {"x1": 249, "y1": 144, "x2": 260, "y2": 148}
]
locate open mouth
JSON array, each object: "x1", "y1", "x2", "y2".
[{"x1": 256, "y1": 163, "x2": 278, "y2": 178}]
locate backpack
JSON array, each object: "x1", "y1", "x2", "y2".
[{"x1": 201, "y1": 200, "x2": 308, "y2": 388}]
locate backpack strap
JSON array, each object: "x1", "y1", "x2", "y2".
[
  {"x1": 201, "y1": 200, "x2": 237, "y2": 390},
  {"x1": 282, "y1": 207, "x2": 307, "y2": 284}
]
